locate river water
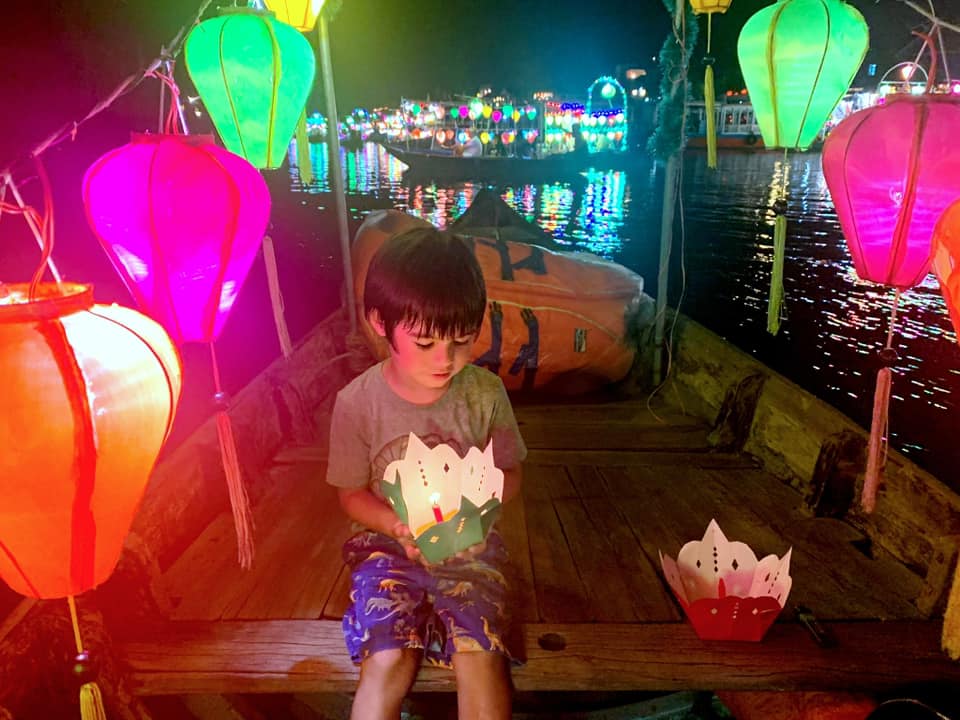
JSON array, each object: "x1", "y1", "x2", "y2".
[{"x1": 285, "y1": 141, "x2": 960, "y2": 489}]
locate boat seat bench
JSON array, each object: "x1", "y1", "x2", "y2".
[{"x1": 117, "y1": 618, "x2": 960, "y2": 695}]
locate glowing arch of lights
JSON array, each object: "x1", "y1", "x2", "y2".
[{"x1": 585, "y1": 75, "x2": 628, "y2": 152}]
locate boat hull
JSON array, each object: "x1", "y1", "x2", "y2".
[
  {"x1": 351, "y1": 210, "x2": 645, "y2": 393},
  {"x1": 380, "y1": 144, "x2": 642, "y2": 183}
]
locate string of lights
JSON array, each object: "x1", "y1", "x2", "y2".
[{"x1": 0, "y1": 0, "x2": 215, "y2": 179}]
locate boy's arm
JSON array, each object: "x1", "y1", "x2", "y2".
[
  {"x1": 501, "y1": 465, "x2": 522, "y2": 504},
  {"x1": 337, "y1": 486, "x2": 422, "y2": 562},
  {"x1": 337, "y1": 486, "x2": 401, "y2": 536}
]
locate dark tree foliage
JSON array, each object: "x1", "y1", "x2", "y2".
[{"x1": 647, "y1": 0, "x2": 700, "y2": 161}]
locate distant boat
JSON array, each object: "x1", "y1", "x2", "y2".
[
  {"x1": 377, "y1": 141, "x2": 643, "y2": 183},
  {"x1": 686, "y1": 99, "x2": 766, "y2": 151}
]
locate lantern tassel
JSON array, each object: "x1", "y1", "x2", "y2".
[
  {"x1": 767, "y1": 211, "x2": 787, "y2": 335},
  {"x1": 862, "y1": 366, "x2": 891, "y2": 513},
  {"x1": 943, "y1": 553, "x2": 960, "y2": 660},
  {"x1": 216, "y1": 408, "x2": 255, "y2": 569},
  {"x1": 294, "y1": 110, "x2": 314, "y2": 187},
  {"x1": 262, "y1": 235, "x2": 294, "y2": 359},
  {"x1": 705, "y1": 64, "x2": 717, "y2": 169},
  {"x1": 66, "y1": 596, "x2": 107, "y2": 720},
  {"x1": 209, "y1": 343, "x2": 255, "y2": 569},
  {"x1": 80, "y1": 682, "x2": 107, "y2": 720},
  {"x1": 863, "y1": 291, "x2": 901, "y2": 514}
]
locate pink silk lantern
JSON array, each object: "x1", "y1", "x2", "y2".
[
  {"x1": 823, "y1": 95, "x2": 960, "y2": 289},
  {"x1": 82, "y1": 134, "x2": 270, "y2": 345},
  {"x1": 83, "y1": 134, "x2": 271, "y2": 568},
  {"x1": 822, "y1": 94, "x2": 960, "y2": 512}
]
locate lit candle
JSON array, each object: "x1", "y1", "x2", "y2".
[{"x1": 429, "y1": 492, "x2": 443, "y2": 523}]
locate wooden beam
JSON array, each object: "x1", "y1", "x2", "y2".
[{"x1": 119, "y1": 619, "x2": 960, "y2": 696}]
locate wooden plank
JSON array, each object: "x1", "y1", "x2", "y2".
[
  {"x1": 119, "y1": 619, "x2": 960, "y2": 695},
  {"x1": 603, "y1": 465, "x2": 713, "y2": 566},
  {"x1": 553, "y1": 497, "x2": 649, "y2": 621},
  {"x1": 567, "y1": 463, "x2": 680, "y2": 621},
  {"x1": 699, "y1": 468, "x2": 923, "y2": 620},
  {"x1": 320, "y1": 565, "x2": 352, "y2": 621},
  {"x1": 519, "y1": 423, "x2": 711, "y2": 451},
  {"x1": 497, "y1": 492, "x2": 539, "y2": 623},
  {"x1": 164, "y1": 465, "x2": 351, "y2": 621},
  {"x1": 523, "y1": 464, "x2": 591, "y2": 623},
  {"x1": 524, "y1": 449, "x2": 755, "y2": 469},
  {"x1": 515, "y1": 402, "x2": 704, "y2": 428}
]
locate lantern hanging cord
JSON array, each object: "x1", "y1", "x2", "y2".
[
  {"x1": 0, "y1": 172, "x2": 63, "y2": 288},
  {"x1": 0, "y1": 0, "x2": 215, "y2": 179},
  {"x1": 146, "y1": 65, "x2": 187, "y2": 135},
  {"x1": 0, "y1": 155, "x2": 58, "y2": 299},
  {"x1": 27, "y1": 156, "x2": 56, "y2": 298},
  {"x1": 209, "y1": 342, "x2": 225, "y2": 395},
  {"x1": 885, "y1": 289, "x2": 903, "y2": 351},
  {"x1": 897, "y1": 0, "x2": 960, "y2": 36},
  {"x1": 66, "y1": 595, "x2": 85, "y2": 655},
  {"x1": 912, "y1": 30, "x2": 940, "y2": 91}
]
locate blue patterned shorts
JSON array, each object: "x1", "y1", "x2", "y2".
[{"x1": 341, "y1": 529, "x2": 518, "y2": 668}]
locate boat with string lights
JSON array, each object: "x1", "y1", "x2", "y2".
[{"x1": 373, "y1": 80, "x2": 641, "y2": 182}]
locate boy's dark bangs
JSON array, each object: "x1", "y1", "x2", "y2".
[
  {"x1": 395, "y1": 267, "x2": 485, "y2": 339},
  {"x1": 365, "y1": 227, "x2": 487, "y2": 341}
]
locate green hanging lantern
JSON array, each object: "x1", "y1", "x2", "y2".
[
  {"x1": 737, "y1": 0, "x2": 867, "y2": 335},
  {"x1": 737, "y1": 0, "x2": 868, "y2": 151},
  {"x1": 185, "y1": 8, "x2": 316, "y2": 169}
]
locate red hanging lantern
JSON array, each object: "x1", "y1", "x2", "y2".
[
  {"x1": 83, "y1": 134, "x2": 270, "y2": 568},
  {"x1": 0, "y1": 282, "x2": 181, "y2": 599},
  {"x1": 822, "y1": 94, "x2": 960, "y2": 512}
]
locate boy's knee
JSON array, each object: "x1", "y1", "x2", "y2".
[{"x1": 362, "y1": 647, "x2": 420, "y2": 681}]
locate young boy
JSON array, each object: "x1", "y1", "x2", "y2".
[{"x1": 326, "y1": 225, "x2": 526, "y2": 720}]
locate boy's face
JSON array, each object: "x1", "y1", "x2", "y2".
[{"x1": 375, "y1": 317, "x2": 477, "y2": 396}]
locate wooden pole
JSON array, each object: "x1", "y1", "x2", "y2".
[
  {"x1": 652, "y1": 0, "x2": 686, "y2": 386},
  {"x1": 318, "y1": 13, "x2": 357, "y2": 335},
  {"x1": 652, "y1": 154, "x2": 678, "y2": 385}
]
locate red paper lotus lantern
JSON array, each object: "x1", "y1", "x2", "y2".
[
  {"x1": 0, "y1": 282, "x2": 181, "y2": 599},
  {"x1": 822, "y1": 94, "x2": 960, "y2": 512},
  {"x1": 82, "y1": 134, "x2": 271, "y2": 345}
]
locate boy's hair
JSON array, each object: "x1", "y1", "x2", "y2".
[{"x1": 364, "y1": 225, "x2": 486, "y2": 345}]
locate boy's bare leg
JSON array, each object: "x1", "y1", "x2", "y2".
[
  {"x1": 452, "y1": 651, "x2": 512, "y2": 720},
  {"x1": 350, "y1": 648, "x2": 421, "y2": 720}
]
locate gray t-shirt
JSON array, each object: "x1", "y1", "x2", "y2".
[{"x1": 326, "y1": 362, "x2": 527, "y2": 499}]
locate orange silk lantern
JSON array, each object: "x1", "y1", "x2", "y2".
[
  {"x1": 933, "y1": 202, "x2": 960, "y2": 661},
  {"x1": 933, "y1": 200, "x2": 960, "y2": 348},
  {"x1": 0, "y1": 282, "x2": 181, "y2": 599},
  {"x1": 690, "y1": 0, "x2": 733, "y2": 169}
]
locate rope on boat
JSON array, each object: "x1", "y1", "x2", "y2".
[{"x1": 262, "y1": 235, "x2": 295, "y2": 359}]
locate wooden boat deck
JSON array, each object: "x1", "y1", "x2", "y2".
[{"x1": 117, "y1": 392, "x2": 960, "y2": 696}]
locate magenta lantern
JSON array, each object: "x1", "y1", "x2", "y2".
[
  {"x1": 822, "y1": 95, "x2": 960, "y2": 288},
  {"x1": 82, "y1": 134, "x2": 271, "y2": 345},
  {"x1": 822, "y1": 94, "x2": 960, "y2": 514}
]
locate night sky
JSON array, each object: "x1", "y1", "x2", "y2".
[{"x1": 1, "y1": 0, "x2": 956, "y2": 166}]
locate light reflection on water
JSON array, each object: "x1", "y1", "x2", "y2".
[{"x1": 291, "y1": 143, "x2": 960, "y2": 484}]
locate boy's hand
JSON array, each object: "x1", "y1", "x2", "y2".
[{"x1": 391, "y1": 521, "x2": 423, "y2": 563}]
